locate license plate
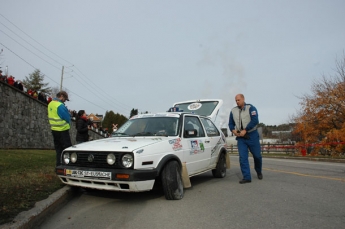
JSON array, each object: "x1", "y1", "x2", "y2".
[{"x1": 66, "y1": 169, "x2": 111, "y2": 179}]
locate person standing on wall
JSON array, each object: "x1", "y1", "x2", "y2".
[
  {"x1": 48, "y1": 91, "x2": 72, "y2": 166},
  {"x1": 76, "y1": 110, "x2": 90, "y2": 144},
  {"x1": 228, "y1": 94, "x2": 263, "y2": 184}
]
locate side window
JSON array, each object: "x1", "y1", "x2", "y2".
[
  {"x1": 200, "y1": 118, "x2": 220, "y2": 137},
  {"x1": 184, "y1": 116, "x2": 205, "y2": 138}
]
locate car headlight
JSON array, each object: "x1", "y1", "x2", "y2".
[
  {"x1": 71, "y1": 152, "x2": 77, "y2": 163},
  {"x1": 107, "y1": 153, "x2": 116, "y2": 165},
  {"x1": 63, "y1": 153, "x2": 70, "y2": 164},
  {"x1": 121, "y1": 154, "x2": 133, "y2": 168}
]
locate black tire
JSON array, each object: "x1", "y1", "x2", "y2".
[
  {"x1": 161, "y1": 161, "x2": 184, "y2": 200},
  {"x1": 212, "y1": 153, "x2": 227, "y2": 178}
]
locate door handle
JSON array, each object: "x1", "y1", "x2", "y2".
[{"x1": 205, "y1": 140, "x2": 210, "y2": 143}]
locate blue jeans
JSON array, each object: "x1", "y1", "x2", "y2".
[{"x1": 237, "y1": 130, "x2": 262, "y2": 180}]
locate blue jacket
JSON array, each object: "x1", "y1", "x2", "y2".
[{"x1": 54, "y1": 98, "x2": 71, "y2": 124}]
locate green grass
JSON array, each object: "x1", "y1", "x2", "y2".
[{"x1": 0, "y1": 149, "x2": 64, "y2": 225}]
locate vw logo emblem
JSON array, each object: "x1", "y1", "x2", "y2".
[{"x1": 88, "y1": 154, "x2": 94, "y2": 162}]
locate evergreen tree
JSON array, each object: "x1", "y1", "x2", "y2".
[
  {"x1": 103, "y1": 110, "x2": 128, "y2": 133},
  {"x1": 22, "y1": 69, "x2": 51, "y2": 93}
]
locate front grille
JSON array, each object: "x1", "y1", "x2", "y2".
[{"x1": 65, "y1": 151, "x2": 127, "y2": 168}]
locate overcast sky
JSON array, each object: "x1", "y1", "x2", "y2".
[{"x1": 1, "y1": 0, "x2": 344, "y2": 127}]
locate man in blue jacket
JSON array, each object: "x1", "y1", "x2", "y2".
[
  {"x1": 48, "y1": 91, "x2": 72, "y2": 166},
  {"x1": 229, "y1": 94, "x2": 263, "y2": 184}
]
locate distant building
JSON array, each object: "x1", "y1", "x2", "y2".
[
  {"x1": 272, "y1": 131, "x2": 292, "y2": 135},
  {"x1": 87, "y1": 113, "x2": 103, "y2": 128}
]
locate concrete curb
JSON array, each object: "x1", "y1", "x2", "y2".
[{"x1": 0, "y1": 186, "x2": 77, "y2": 229}]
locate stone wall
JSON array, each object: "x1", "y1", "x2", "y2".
[{"x1": 0, "y1": 81, "x2": 105, "y2": 149}]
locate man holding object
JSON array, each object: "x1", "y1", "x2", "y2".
[
  {"x1": 48, "y1": 91, "x2": 72, "y2": 166},
  {"x1": 229, "y1": 94, "x2": 263, "y2": 184}
]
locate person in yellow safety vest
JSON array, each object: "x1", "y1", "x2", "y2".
[{"x1": 48, "y1": 91, "x2": 72, "y2": 166}]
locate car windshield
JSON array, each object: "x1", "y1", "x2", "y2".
[
  {"x1": 174, "y1": 101, "x2": 219, "y2": 117},
  {"x1": 112, "y1": 115, "x2": 180, "y2": 137}
]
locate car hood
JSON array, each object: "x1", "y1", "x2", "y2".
[{"x1": 65, "y1": 137, "x2": 170, "y2": 152}]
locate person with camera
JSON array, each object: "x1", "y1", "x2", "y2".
[
  {"x1": 76, "y1": 110, "x2": 91, "y2": 144},
  {"x1": 229, "y1": 94, "x2": 262, "y2": 184}
]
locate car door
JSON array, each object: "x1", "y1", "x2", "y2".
[
  {"x1": 181, "y1": 115, "x2": 212, "y2": 175},
  {"x1": 200, "y1": 117, "x2": 224, "y2": 168}
]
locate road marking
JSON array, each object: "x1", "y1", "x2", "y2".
[
  {"x1": 263, "y1": 158, "x2": 345, "y2": 167},
  {"x1": 262, "y1": 167, "x2": 345, "y2": 182},
  {"x1": 229, "y1": 161, "x2": 345, "y2": 182}
]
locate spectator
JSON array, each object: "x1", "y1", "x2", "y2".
[
  {"x1": 47, "y1": 96, "x2": 52, "y2": 104},
  {"x1": 32, "y1": 90, "x2": 38, "y2": 99},
  {"x1": 27, "y1": 89, "x2": 33, "y2": 96},
  {"x1": 87, "y1": 118, "x2": 97, "y2": 128},
  {"x1": 7, "y1": 75, "x2": 15, "y2": 86},
  {"x1": 76, "y1": 110, "x2": 90, "y2": 144},
  {"x1": 38, "y1": 92, "x2": 47, "y2": 104},
  {"x1": 0, "y1": 70, "x2": 6, "y2": 82},
  {"x1": 14, "y1": 80, "x2": 24, "y2": 91},
  {"x1": 71, "y1": 110, "x2": 77, "y2": 120}
]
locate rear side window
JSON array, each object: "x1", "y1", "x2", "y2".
[{"x1": 200, "y1": 118, "x2": 220, "y2": 137}]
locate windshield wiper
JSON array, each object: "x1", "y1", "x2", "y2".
[
  {"x1": 131, "y1": 132, "x2": 154, "y2": 137},
  {"x1": 112, "y1": 132, "x2": 129, "y2": 136}
]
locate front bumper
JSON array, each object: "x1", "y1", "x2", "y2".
[{"x1": 56, "y1": 166, "x2": 157, "y2": 192}]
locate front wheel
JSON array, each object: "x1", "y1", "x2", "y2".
[
  {"x1": 161, "y1": 161, "x2": 184, "y2": 200},
  {"x1": 212, "y1": 153, "x2": 227, "y2": 178}
]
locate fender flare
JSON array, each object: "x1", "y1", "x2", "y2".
[{"x1": 156, "y1": 154, "x2": 182, "y2": 176}]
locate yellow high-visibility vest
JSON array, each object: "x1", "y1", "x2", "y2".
[{"x1": 48, "y1": 101, "x2": 70, "y2": 131}]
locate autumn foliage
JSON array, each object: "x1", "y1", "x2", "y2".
[{"x1": 293, "y1": 55, "x2": 345, "y2": 155}]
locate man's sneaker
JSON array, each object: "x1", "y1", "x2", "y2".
[{"x1": 257, "y1": 173, "x2": 263, "y2": 180}]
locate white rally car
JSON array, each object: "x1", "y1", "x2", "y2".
[{"x1": 56, "y1": 99, "x2": 229, "y2": 200}]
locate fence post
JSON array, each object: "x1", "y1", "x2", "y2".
[{"x1": 267, "y1": 142, "x2": 270, "y2": 154}]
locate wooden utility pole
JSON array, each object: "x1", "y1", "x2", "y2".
[{"x1": 60, "y1": 66, "x2": 64, "y2": 91}]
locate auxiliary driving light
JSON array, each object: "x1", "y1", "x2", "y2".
[
  {"x1": 107, "y1": 153, "x2": 116, "y2": 165},
  {"x1": 71, "y1": 152, "x2": 77, "y2": 163}
]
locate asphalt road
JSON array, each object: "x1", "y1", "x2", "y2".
[{"x1": 38, "y1": 156, "x2": 345, "y2": 229}]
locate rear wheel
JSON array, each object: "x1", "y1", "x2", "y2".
[
  {"x1": 161, "y1": 161, "x2": 184, "y2": 200},
  {"x1": 212, "y1": 153, "x2": 227, "y2": 178}
]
